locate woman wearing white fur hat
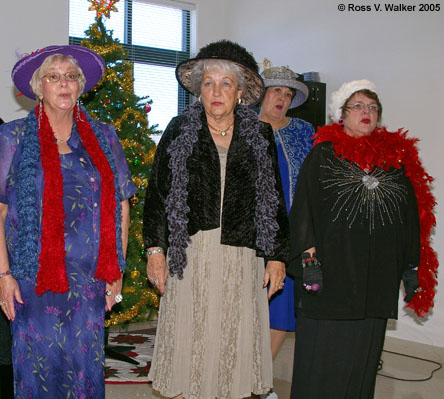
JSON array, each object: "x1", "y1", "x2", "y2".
[{"x1": 288, "y1": 79, "x2": 438, "y2": 398}]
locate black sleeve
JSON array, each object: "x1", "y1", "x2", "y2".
[
  {"x1": 405, "y1": 177, "x2": 420, "y2": 269},
  {"x1": 262, "y1": 122, "x2": 289, "y2": 263},
  {"x1": 142, "y1": 117, "x2": 182, "y2": 250},
  {"x1": 287, "y1": 145, "x2": 322, "y2": 277}
]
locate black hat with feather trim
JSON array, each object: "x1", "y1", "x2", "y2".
[{"x1": 176, "y1": 39, "x2": 264, "y2": 106}]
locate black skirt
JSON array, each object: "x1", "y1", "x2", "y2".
[
  {"x1": 0, "y1": 311, "x2": 11, "y2": 366},
  {"x1": 291, "y1": 314, "x2": 387, "y2": 399},
  {"x1": 0, "y1": 311, "x2": 13, "y2": 399}
]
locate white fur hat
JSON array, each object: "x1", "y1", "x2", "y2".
[{"x1": 328, "y1": 79, "x2": 378, "y2": 122}]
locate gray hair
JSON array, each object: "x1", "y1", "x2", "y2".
[
  {"x1": 190, "y1": 59, "x2": 245, "y2": 96},
  {"x1": 30, "y1": 54, "x2": 86, "y2": 99}
]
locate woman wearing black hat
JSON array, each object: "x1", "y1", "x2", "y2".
[
  {"x1": 143, "y1": 40, "x2": 289, "y2": 398},
  {"x1": 0, "y1": 46, "x2": 135, "y2": 398}
]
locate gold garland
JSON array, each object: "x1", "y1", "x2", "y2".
[
  {"x1": 80, "y1": 2, "x2": 161, "y2": 327},
  {"x1": 113, "y1": 107, "x2": 147, "y2": 131},
  {"x1": 105, "y1": 288, "x2": 160, "y2": 327}
]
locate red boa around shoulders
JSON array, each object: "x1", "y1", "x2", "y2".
[
  {"x1": 313, "y1": 123, "x2": 438, "y2": 317},
  {"x1": 35, "y1": 104, "x2": 121, "y2": 295}
]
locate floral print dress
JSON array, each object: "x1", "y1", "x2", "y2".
[{"x1": 0, "y1": 119, "x2": 135, "y2": 399}]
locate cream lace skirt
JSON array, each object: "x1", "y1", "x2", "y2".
[{"x1": 148, "y1": 147, "x2": 273, "y2": 399}]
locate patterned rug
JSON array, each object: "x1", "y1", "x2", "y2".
[{"x1": 105, "y1": 332, "x2": 155, "y2": 384}]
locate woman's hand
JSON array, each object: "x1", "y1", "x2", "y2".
[
  {"x1": 146, "y1": 249, "x2": 168, "y2": 295},
  {"x1": 105, "y1": 275, "x2": 123, "y2": 312},
  {"x1": 304, "y1": 247, "x2": 316, "y2": 256},
  {"x1": 301, "y1": 247, "x2": 323, "y2": 294},
  {"x1": 0, "y1": 203, "x2": 23, "y2": 321},
  {"x1": 0, "y1": 274, "x2": 23, "y2": 322},
  {"x1": 264, "y1": 260, "x2": 286, "y2": 299}
]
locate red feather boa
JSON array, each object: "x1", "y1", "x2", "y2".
[
  {"x1": 35, "y1": 104, "x2": 121, "y2": 295},
  {"x1": 313, "y1": 123, "x2": 438, "y2": 317}
]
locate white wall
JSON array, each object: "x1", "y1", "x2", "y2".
[
  {"x1": 193, "y1": 0, "x2": 226, "y2": 50},
  {"x1": 0, "y1": 0, "x2": 227, "y2": 120},
  {"x1": 1, "y1": 0, "x2": 443, "y2": 347},
  {"x1": 222, "y1": 0, "x2": 444, "y2": 348},
  {"x1": 0, "y1": 0, "x2": 69, "y2": 122}
]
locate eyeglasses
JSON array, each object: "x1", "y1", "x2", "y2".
[
  {"x1": 43, "y1": 72, "x2": 80, "y2": 83},
  {"x1": 347, "y1": 102, "x2": 379, "y2": 113}
]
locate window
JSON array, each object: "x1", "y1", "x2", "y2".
[{"x1": 69, "y1": 0, "x2": 193, "y2": 133}]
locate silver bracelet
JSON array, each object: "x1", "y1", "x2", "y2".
[
  {"x1": 147, "y1": 247, "x2": 164, "y2": 256},
  {"x1": 0, "y1": 270, "x2": 12, "y2": 279}
]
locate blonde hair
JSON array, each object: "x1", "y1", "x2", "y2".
[{"x1": 29, "y1": 54, "x2": 86, "y2": 99}]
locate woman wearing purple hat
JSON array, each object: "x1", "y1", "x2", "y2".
[
  {"x1": 0, "y1": 116, "x2": 13, "y2": 399},
  {"x1": 0, "y1": 45, "x2": 136, "y2": 398}
]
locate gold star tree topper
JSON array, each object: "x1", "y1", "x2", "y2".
[{"x1": 88, "y1": 0, "x2": 120, "y2": 19}]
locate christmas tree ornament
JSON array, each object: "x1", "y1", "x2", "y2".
[
  {"x1": 130, "y1": 195, "x2": 139, "y2": 206},
  {"x1": 88, "y1": 0, "x2": 120, "y2": 19},
  {"x1": 123, "y1": 286, "x2": 136, "y2": 294},
  {"x1": 145, "y1": 103, "x2": 152, "y2": 113},
  {"x1": 131, "y1": 270, "x2": 141, "y2": 279}
]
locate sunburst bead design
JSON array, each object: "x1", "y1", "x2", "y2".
[{"x1": 322, "y1": 157, "x2": 408, "y2": 233}]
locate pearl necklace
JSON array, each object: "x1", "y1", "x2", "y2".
[{"x1": 207, "y1": 120, "x2": 234, "y2": 136}]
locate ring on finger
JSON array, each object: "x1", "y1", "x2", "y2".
[
  {"x1": 0, "y1": 300, "x2": 5, "y2": 306},
  {"x1": 105, "y1": 290, "x2": 112, "y2": 296},
  {"x1": 114, "y1": 294, "x2": 123, "y2": 303},
  {"x1": 148, "y1": 276, "x2": 159, "y2": 287}
]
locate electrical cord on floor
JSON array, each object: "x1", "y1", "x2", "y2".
[{"x1": 377, "y1": 349, "x2": 442, "y2": 382}]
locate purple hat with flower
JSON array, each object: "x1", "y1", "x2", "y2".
[{"x1": 12, "y1": 45, "x2": 105, "y2": 100}]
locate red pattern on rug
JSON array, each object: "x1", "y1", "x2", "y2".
[{"x1": 105, "y1": 333, "x2": 155, "y2": 384}]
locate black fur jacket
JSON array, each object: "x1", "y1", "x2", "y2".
[{"x1": 143, "y1": 103, "x2": 289, "y2": 277}]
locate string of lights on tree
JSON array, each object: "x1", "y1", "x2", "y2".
[{"x1": 83, "y1": 0, "x2": 160, "y2": 326}]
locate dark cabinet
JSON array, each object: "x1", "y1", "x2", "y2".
[{"x1": 287, "y1": 81, "x2": 326, "y2": 129}]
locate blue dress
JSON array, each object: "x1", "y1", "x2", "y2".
[
  {"x1": 269, "y1": 117, "x2": 314, "y2": 331},
  {"x1": 0, "y1": 119, "x2": 136, "y2": 399}
]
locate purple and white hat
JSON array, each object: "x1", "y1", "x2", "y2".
[
  {"x1": 12, "y1": 45, "x2": 105, "y2": 99},
  {"x1": 261, "y1": 66, "x2": 309, "y2": 109}
]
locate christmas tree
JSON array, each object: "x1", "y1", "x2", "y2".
[{"x1": 81, "y1": 0, "x2": 159, "y2": 326}]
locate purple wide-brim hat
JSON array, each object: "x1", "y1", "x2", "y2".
[{"x1": 12, "y1": 45, "x2": 105, "y2": 100}]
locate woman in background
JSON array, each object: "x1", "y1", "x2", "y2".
[{"x1": 258, "y1": 65, "x2": 314, "y2": 399}]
